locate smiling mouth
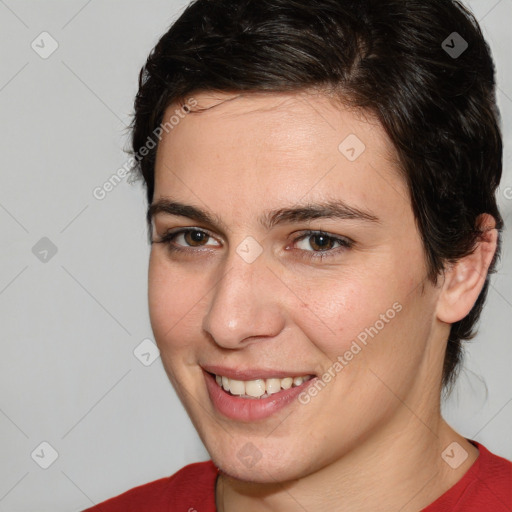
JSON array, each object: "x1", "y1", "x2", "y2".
[{"x1": 209, "y1": 372, "x2": 314, "y2": 399}]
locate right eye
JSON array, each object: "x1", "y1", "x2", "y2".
[{"x1": 153, "y1": 228, "x2": 221, "y2": 253}]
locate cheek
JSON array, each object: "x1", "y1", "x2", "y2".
[
  {"x1": 293, "y1": 260, "x2": 426, "y2": 373},
  {"x1": 148, "y1": 252, "x2": 204, "y2": 353},
  {"x1": 292, "y1": 270, "x2": 394, "y2": 356}
]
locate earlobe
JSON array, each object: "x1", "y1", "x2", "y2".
[{"x1": 436, "y1": 214, "x2": 498, "y2": 324}]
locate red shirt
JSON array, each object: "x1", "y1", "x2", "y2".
[{"x1": 83, "y1": 441, "x2": 511, "y2": 511}]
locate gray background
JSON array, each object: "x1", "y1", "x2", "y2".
[{"x1": 0, "y1": 1, "x2": 511, "y2": 511}]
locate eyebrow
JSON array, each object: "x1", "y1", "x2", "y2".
[{"x1": 147, "y1": 197, "x2": 380, "y2": 231}]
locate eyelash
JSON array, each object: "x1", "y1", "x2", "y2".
[{"x1": 152, "y1": 228, "x2": 354, "y2": 261}]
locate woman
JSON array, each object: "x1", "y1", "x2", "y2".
[{"x1": 84, "y1": 0, "x2": 511, "y2": 510}]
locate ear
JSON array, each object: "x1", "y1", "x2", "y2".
[{"x1": 436, "y1": 213, "x2": 498, "y2": 324}]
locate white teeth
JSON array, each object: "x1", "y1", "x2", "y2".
[
  {"x1": 228, "y1": 379, "x2": 245, "y2": 396},
  {"x1": 245, "y1": 379, "x2": 266, "y2": 398},
  {"x1": 214, "y1": 373, "x2": 312, "y2": 398},
  {"x1": 266, "y1": 378, "x2": 282, "y2": 394},
  {"x1": 281, "y1": 377, "x2": 293, "y2": 389}
]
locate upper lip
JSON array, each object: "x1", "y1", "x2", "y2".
[{"x1": 201, "y1": 364, "x2": 316, "y2": 381}]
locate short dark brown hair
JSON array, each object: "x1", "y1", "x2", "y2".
[{"x1": 128, "y1": 0, "x2": 504, "y2": 392}]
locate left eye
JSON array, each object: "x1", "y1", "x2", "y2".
[{"x1": 293, "y1": 232, "x2": 350, "y2": 252}]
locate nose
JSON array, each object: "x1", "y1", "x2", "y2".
[{"x1": 202, "y1": 246, "x2": 285, "y2": 350}]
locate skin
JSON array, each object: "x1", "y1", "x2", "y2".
[{"x1": 148, "y1": 90, "x2": 497, "y2": 511}]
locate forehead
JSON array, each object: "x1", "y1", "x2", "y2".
[
  {"x1": 161, "y1": 90, "x2": 393, "y2": 154},
  {"x1": 153, "y1": 90, "x2": 410, "y2": 226}
]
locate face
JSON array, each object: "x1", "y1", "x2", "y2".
[{"x1": 148, "y1": 91, "x2": 445, "y2": 483}]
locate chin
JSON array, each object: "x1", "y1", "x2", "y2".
[{"x1": 209, "y1": 438, "x2": 313, "y2": 483}]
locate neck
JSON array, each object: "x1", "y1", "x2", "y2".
[{"x1": 215, "y1": 412, "x2": 479, "y2": 512}]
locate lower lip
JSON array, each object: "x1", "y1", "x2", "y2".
[{"x1": 203, "y1": 370, "x2": 317, "y2": 422}]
